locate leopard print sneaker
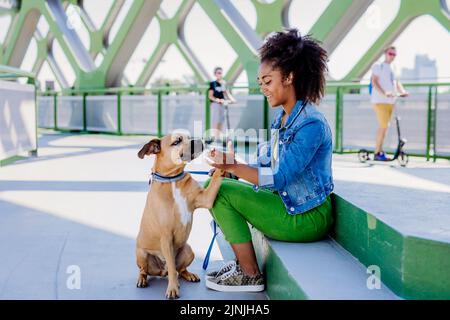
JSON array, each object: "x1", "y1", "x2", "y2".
[
  {"x1": 205, "y1": 263, "x2": 265, "y2": 292},
  {"x1": 206, "y1": 260, "x2": 237, "y2": 279}
]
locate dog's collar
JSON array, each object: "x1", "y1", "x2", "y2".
[{"x1": 149, "y1": 171, "x2": 187, "y2": 184}]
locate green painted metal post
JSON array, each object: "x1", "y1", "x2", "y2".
[
  {"x1": 117, "y1": 92, "x2": 122, "y2": 135},
  {"x1": 426, "y1": 86, "x2": 433, "y2": 161},
  {"x1": 335, "y1": 87, "x2": 343, "y2": 153},
  {"x1": 53, "y1": 93, "x2": 58, "y2": 130},
  {"x1": 32, "y1": 78, "x2": 38, "y2": 157},
  {"x1": 83, "y1": 93, "x2": 87, "y2": 132},
  {"x1": 157, "y1": 91, "x2": 162, "y2": 138},
  {"x1": 205, "y1": 89, "x2": 211, "y2": 136},
  {"x1": 433, "y1": 86, "x2": 438, "y2": 163}
]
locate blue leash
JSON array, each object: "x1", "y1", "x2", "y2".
[
  {"x1": 202, "y1": 220, "x2": 218, "y2": 270},
  {"x1": 186, "y1": 170, "x2": 217, "y2": 270},
  {"x1": 187, "y1": 171, "x2": 210, "y2": 175}
]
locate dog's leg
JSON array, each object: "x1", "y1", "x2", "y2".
[
  {"x1": 147, "y1": 254, "x2": 167, "y2": 277},
  {"x1": 160, "y1": 236, "x2": 180, "y2": 299},
  {"x1": 195, "y1": 169, "x2": 224, "y2": 209},
  {"x1": 136, "y1": 248, "x2": 149, "y2": 288},
  {"x1": 176, "y1": 244, "x2": 200, "y2": 282}
]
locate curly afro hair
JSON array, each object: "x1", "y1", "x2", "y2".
[{"x1": 259, "y1": 28, "x2": 328, "y2": 105}]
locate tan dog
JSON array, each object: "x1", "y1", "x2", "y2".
[{"x1": 136, "y1": 133, "x2": 223, "y2": 299}]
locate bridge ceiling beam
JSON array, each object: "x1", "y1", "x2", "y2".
[
  {"x1": 99, "y1": 0, "x2": 163, "y2": 87},
  {"x1": 137, "y1": 0, "x2": 209, "y2": 86},
  {"x1": 344, "y1": 0, "x2": 450, "y2": 82},
  {"x1": 309, "y1": 0, "x2": 374, "y2": 54},
  {"x1": 1, "y1": 0, "x2": 448, "y2": 88},
  {"x1": 197, "y1": 0, "x2": 261, "y2": 86}
]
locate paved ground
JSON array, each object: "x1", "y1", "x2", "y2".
[
  {"x1": 0, "y1": 132, "x2": 266, "y2": 300},
  {"x1": 1, "y1": 131, "x2": 449, "y2": 299}
]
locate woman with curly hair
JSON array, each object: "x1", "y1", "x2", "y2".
[{"x1": 204, "y1": 28, "x2": 334, "y2": 292}]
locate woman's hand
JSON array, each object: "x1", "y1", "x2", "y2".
[
  {"x1": 206, "y1": 140, "x2": 237, "y2": 173},
  {"x1": 206, "y1": 140, "x2": 259, "y2": 184}
]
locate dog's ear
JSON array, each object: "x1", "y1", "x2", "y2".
[{"x1": 138, "y1": 139, "x2": 161, "y2": 159}]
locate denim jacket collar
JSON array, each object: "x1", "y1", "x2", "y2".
[{"x1": 271, "y1": 100, "x2": 307, "y2": 130}]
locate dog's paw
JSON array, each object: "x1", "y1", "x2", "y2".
[
  {"x1": 136, "y1": 275, "x2": 148, "y2": 288},
  {"x1": 165, "y1": 283, "x2": 180, "y2": 299},
  {"x1": 180, "y1": 270, "x2": 200, "y2": 282},
  {"x1": 212, "y1": 168, "x2": 225, "y2": 177}
]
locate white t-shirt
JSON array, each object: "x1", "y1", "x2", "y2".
[{"x1": 371, "y1": 62, "x2": 396, "y2": 104}]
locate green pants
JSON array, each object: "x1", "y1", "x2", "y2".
[{"x1": 204, "y1": 178, "x2": 334, "y2": 244}]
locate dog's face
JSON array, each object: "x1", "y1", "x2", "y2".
[{"x1": 138, "y1": 133, "x2": 204, "y2": 169}]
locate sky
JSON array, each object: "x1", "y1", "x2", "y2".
[{"x1": 0, "y1": 0, "x2": 449, "y2": 90}]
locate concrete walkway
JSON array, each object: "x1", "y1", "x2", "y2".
[
  {"x1": 0, "y1": 132, "x2": 265, "y2": 300},
  {"x1": 1, "y1": 131, "x2": 449, "y2": 299}
]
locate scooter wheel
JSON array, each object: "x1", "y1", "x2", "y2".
[
  {"x1": 398, "y1": 152, "x2": 409, "y2": 167},
  {"x1": 358, "y1": 149, "x2": 370, "y2": 163}
]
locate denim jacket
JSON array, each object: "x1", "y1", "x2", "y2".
[{"x1": 253, "y1": 100, "x2": 334, "y2": 214}]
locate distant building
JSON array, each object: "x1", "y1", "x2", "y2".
[{"x1": 400, "y1": 54, "x2": 437, "y2": 92}]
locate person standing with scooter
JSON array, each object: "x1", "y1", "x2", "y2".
[
  {"x1": 370, "y1": 46, "x2": 409, "y2": 161},
  {"x1": 208, "y1": 67, "x2": 236, "y2": 141}
]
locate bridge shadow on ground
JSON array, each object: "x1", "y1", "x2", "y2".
[{"x1": 0, "y1": 199, "x2": 265, "y2": 300}]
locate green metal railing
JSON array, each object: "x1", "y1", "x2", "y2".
[
  {"x1": 40, "y1": 85, "x2": 210, "y2": 138},
  {"x1": 37, "y1": 81, "x2": 450, "y2": 162},
  {"x1": 325, "y1": 81, "x2": 450, "y2": 162},
  {"x1": 0, "y1": 65, "x2": 38, "y2": 166},
  {"x1": 0, "y1": 65, "x2": 36, "y2": 82}
]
